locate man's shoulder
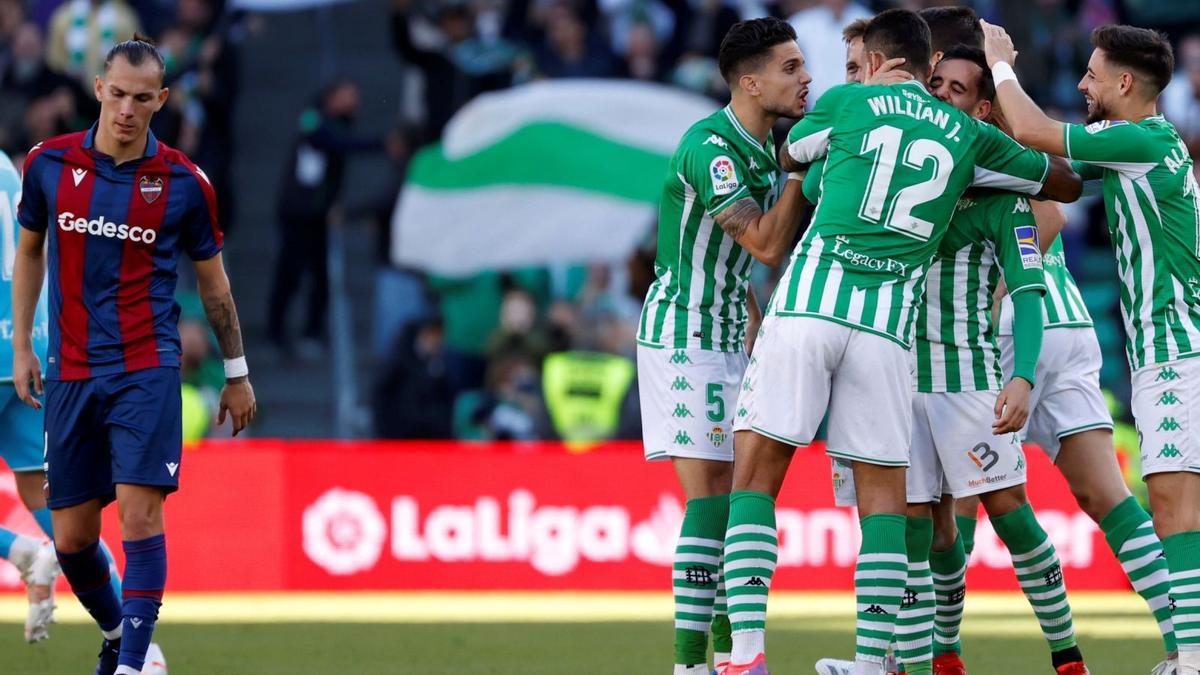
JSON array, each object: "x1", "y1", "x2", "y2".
[
  {"x1": 156, "y1": 143, "x2": 215, "y2": 191},
  {"x1": 25, "y1": 131, "x2": 87, "y2": 170}
]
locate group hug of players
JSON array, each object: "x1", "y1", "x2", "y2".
[{"x1": 636, "y1": 6, "x2": 1200, "y2": 675}]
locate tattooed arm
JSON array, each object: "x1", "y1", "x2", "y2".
[
  {"x1": 714, "y1": 176, "x2": 807, "y2": 267},
  {"x1": 194, "y1": 253, "x2": 257, "y2": 435}
]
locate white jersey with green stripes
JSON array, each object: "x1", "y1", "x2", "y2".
[
  {"x1": 773, "y1": 81, "x2": 1050, "y2": 347},
  {"x1": 1064, "y1": 116, "x2": 1200, "y2": 370},
  {"x1": 998, "y1": 237, "x2": 1093, "y2": 336},
  {"x1": 914, "y1": 193, "x2": 1046, "y2": 393},
  {"x1": 637, "y1": 106, "x2": 780, "y2": 352}
]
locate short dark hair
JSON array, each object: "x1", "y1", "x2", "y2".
[
  {"x1": 103, "y1": 33, "x2": 165, "y2": 81},
  {"x1": 919, "y1": 6, "x2": 983, "y2": 54},
  {"x1": 863, "y1": 9, "x2": 932, "y2": 80},
  {"x1": 939, "y1": 44, "x2": 995, "y2": 102},
  {"x1": 1091, "y1": 24, "x2": 1174, "y2": 95},
  {"x1": 718, "y1": 17, "x2": 798, "y2": 84},
  {"x1": 842, "y1": 18, "x2": 870, "y2": 45}
]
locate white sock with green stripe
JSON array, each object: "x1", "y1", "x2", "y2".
[
  {"x1": 992, "y1": 504, "x2": 1079, "y2": 658},
  {"x1": 674, "y1": 495, "x2": 729, "y2": 668},
  {"x1": 1100, "y1": 496, "x2": 1175, "y2": 653},
  {"x1": 929, "y1": 533, "x2": 968, "y2": 657},
  {"x1": 1164, "y1": 531, "x2": 1200, "y2": 669},
  {"x1": 724, "y1": 491, "x2": 777, "y2": 665},
  {"x1": 855, "y1": 514, "x2": 909, "y2": 668},
  {"x1": 713, "y1": 573, "x2": 732, "y2": 667}
]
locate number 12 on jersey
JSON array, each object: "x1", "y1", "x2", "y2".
[{"x1": 857, "y1": 124, "x2": 954, "y2": 242}]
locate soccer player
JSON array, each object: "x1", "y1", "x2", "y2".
[
  {"x1": 722, "y1": 9, "x2": 1082, "y2": 675},
  {"x1": 636, "y1": 17, "x2": 812, "y2": 675},
  {"x1": 981, "y1": 20, "x2": 1200, "y2": 675},
  {"x1": 11, "y1": 37, "x2": 256, "y2": 675},
  {"x1": 815, "y1": 46, "x2": 1093, "y2": 675}
]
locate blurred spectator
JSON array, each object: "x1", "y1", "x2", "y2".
[
  {"x1": 0, "y1": 21, "x2": 95, "y2": 154},
  {"x1": 1164, "y1": 34, "x2": 1200, "y2": 159},
  {"x1": 487, "y1": 287, "x2": 552, "y2": 363},
  {"x1": 535, "y1": 3, "x2": 615, "y2": 78},
  {"x1": 457, "y1": 351, "x2": 549, "y2": 440},
  {"x1": 267, "y1": 79, "x2": 397, "y2": 356},
  {"x1": 616, "y1": 19, "x2": 668, "y2": 81},
  {"x1": 46, "y1": 0, "x2": 142, "y2": 87},
  {"x1": 391, "y1": 0, "x2": 526, "y2": 142},
  {"x1": 373, "y1": 318, "x2": 455, "y2": 439},
  {"x1": 787, "y1": 0, "x2": 871, "y2": 104},
  {"x1": 179, "y1": 318, "x2": 220, "y2": 441}
]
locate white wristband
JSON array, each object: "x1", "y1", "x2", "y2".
[
  {"x1": 991, "y1": 61, "x2": 1018, "y2": 86},
  {"x1": 787, "y1": 172, "x2": 805, "y2": 182},
  {"x1": 224, "y1": 356, "x2": 249, "y2": 380}
]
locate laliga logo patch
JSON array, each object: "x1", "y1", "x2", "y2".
[
  {"x1": 710, "y1": 156, "x2": 739, "y2": 196},
  {"x1": 139, "y1": 176, "x2": 163, "y2": 204}
]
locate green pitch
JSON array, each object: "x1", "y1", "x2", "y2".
[{"x1": 0, "y1": 616, "x2": 1165, "y2": 674}]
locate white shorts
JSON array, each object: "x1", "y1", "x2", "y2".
[
  {"x1": 999, "y1": 327, "x2": 1113, "y2": 462},
  {"x1": 734, "y1": 315, "x2": 912, "y2": 467},
  {"x1": 831, "y1": 390, "x2": 1026, "y2": 505},
  {"x1": 1132, "y1": 356, "x2": 1200, "y2": 477},
  {"x1": 637, "y1": 345, "x2": 747, "y2": 462}
]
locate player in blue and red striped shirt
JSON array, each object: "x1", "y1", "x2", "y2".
[{"x1": 11, "y1": 37, "x2": 256, "y2": 675}]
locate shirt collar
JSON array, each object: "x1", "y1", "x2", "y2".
[{"x1": 82, "y1": 122, "x2": 159, "y2": 159}]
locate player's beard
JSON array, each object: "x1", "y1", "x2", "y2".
[{"x1": 1085, "y1": 96, "x2": 1110, "y2": 124}]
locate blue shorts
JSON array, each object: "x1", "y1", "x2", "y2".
[
  {"x1": 0, "y1": 386, "x2": 45, "y2": 472},
  {"x1": 45, "y1": 367, "x2": 182, "y2": 510}
]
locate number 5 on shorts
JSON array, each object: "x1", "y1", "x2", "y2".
[{"x1": 706, "y1": 383, "x2": 725, "y2": 422}]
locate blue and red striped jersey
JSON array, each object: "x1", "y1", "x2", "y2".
[{"x1": 17, "y1": 125, "x2": 223, "y2": 381}]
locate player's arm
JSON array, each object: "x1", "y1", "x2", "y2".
[
  {"x1": 1031, "y1": 199, "x2": 1065, "y2": 254},
  {"x1": 980, "y1": 20, "x2": 1067, "y2": 155},
  {"x1": 194, "y1": 254, "x2": 256, "y2": 436},
  {"x1": 713, "y1": 176, "x2": 806, "y2": 267},
  {"x1": 11, "y1": 226, "x2": 46, "y2": 408},
  {"x1": 991, "y1": 202, "x2": 1047, "y2": 433},
  {"x1": 972, "y1": 122, "x2": 1082, "y2": 203}
]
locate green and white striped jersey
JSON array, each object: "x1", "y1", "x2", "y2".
[
  {"x1": 1064, "y1": 116, "x2": 1200, "y2": 370},
  {"x1": 914, "y1": 193, "x2": 1046, "y2": 393},
  {"x1": 772, "y1": 81, "x2": 1050, "y2": 347},
  {"x1": 998, "y1": 237, "x2": 1092, "y2": 336},
  {"x1": 637, "y1": 106, "x2": 780, "y2": 352}
]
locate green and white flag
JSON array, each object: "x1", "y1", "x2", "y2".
[{"x1": 391, "y1": 80, "x2": 717, "y2": 276}]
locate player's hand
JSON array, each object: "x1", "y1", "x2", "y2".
[
  {"x1": 12, "y1": 348, "x2": 42, "y2": 410},
  {"x1": 778, "y1": 142, "x2": 802, "y2": 173},
  {"x1": 980, "y1": 20, "x2": 1017, "y2": 68},
  {"x1": 993, "y1": 377, "x2": 1031, "y2": 434},
  {"x1": 864, "y1": 58, "x2": 913, "y2": 86},
  {"x1": 218, "y1": 378, "x2": 257, "y2": 436}
]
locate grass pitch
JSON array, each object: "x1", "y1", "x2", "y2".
[{"x1": 0, "y1": 592, "x2": 1167, "y2": 673}]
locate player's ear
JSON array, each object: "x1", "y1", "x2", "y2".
[
  {"x1": 93, "y1": 75, "x2": 103, "y2": 103},
  {"x1": 865, "y1": 51, "x2": 885, "y2": 78},
  {"x1": 1118, "y1": 71, "x2": 1135, "y2": 97},
  {"x1": 738, "y1": 72, "x2": 760, "y2": 98},
  {"x1": 974, "y1": 98, "x2": 992, "y2": 121},
  {"x1": 155, "y1": 86, "x2": 170, "y2": 112}
]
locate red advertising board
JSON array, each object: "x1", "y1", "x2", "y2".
[{"x1": 0, "y1": 441, "x2": 1129, "y2": 592}]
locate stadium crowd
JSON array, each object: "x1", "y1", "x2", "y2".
[{"x1": 1, "y1": 0, "x2": 1199, "y2": 442}]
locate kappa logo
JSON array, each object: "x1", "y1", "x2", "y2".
[
  {"x1": 1157, "y1": 367, "x2": 1181, "y2": 382},
  {"x1": 1157, "y1": 417, "x2": 1182, "y2": 432},
  {"x1": 71, "y1": 168, "x2": 87, "y2": 187},
  {"x1": 703, "y1": 135, "x2": 729, "y2": 149},
  {"x1": 674, "y1": 430, "x2": 695, "y2": 446},
  {"x1": 749, "y1": 157, "x2": 760, "y2": 171},
  {"x1": 863, "y1": 604, "x2": 889, "y2": 615},
  {"x1": 1158, "y1": 444, "x2": 1182, "y2": 459},
  {"x1": 672, "y1": 404, "x2": 694, "y2": 418},
  {"x1": 670, "y1": 377, "x2": 693, "y2": 392},
  {"x1": 1012, "y1": 198, "x2": 1031, "y2": 214},
  {"x1": 1159, "y1": 392, "x2": 1182, "y2": 406},
  {"x1": 669, "y1": 350, "x2": 693, "y2": 365},
  {"x1": 745, "y1": 576, "x2": 767, "y2": 587},
  {"x1": 165, "y1": 462, "x2": 179, "y2": 477}
]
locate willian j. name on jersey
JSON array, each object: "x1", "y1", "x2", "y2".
[{"x1": 866, "y1": 90, "x2": 962, "y2": 141}]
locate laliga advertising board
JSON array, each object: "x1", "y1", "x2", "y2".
[{"x1": 0, "y1": 441, "x2": 1128, "y2": 591}]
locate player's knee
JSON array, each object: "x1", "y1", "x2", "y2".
[{"x1": 980, "y1": 485, "x2": 1027, "y2": 517}]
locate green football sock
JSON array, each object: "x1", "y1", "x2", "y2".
[
  {"x1": 956, "y1": 514, "x2": 978, "y2": 557},
  {"x1": 930, "y1": 532, "x2": 968, "y2": 656},
  {"x1": 992, "y1": 504, "x2": 1077, "y2": 653},
  {"x1": 896, "y1": 516, "x2": 934, "y2": 675},
  {"x1": 725, "y1": 491, "x2": 777, "y2": 663},
  {"x1": 1100, "y1": 496, "x2": 1175, "y2": 653},
  {"x1": 1163, "y1": 530, "x2": 1200, "y2": 654},
  {"x1": 854, "y1": 513, "x2": 909, "y2": 666},
  {"x1": 673, "y1": 494, "x2": 729, "y2": 666}
]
